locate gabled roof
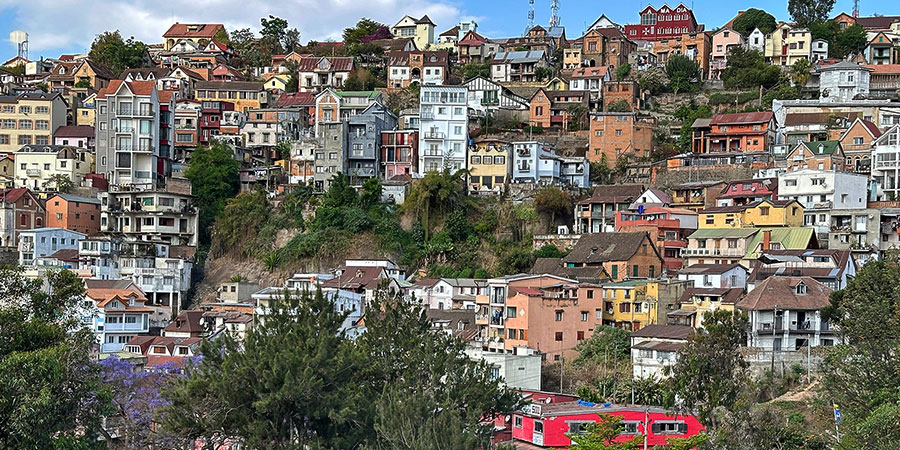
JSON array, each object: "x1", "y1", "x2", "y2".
[
  {"x1": 48, "y1": 193, "x2": 101, "y2": 205},
  {"x1": 96, "y1": 80, "x2": 156, "y2": 99},
  {"x1": 818, "y1": 60, "x2": 872, "y2": 72},
  {"x1": 440, "y1": 25, "x2": 460, "y2": 37},
  {"x1": 679, "y1": 287, "x2": 744, "y2": 304},
  {"x1": 631, "y1": 324, "x2": 694, "y2": 339},
  {"x1": 678, "y1": 263, "x2": 745, "y2": 275},
  {"x1": 80, "y1": 60, "x2": 116, "y2": 80},
  {"x1": 0, "y1": 187, "x2": 34, "y2": 204},
  {"x1": 297, "y1": 56, "x2": 354, "y2": 72},
  {"x1": 709, "y1": 111, "x2": 774, "y2": 125},
  {"x1": 840, "y1": 117, "x2": 882, "y2": 141},
  {"x1": 274, "y1": 92, "x2": 316, "y2": 108},
  {"x1": 571, "y1": 66, "x2": 609, "y2": 78},
  {"x1": 492, "y1": 50, "x2": 546, "y2": 63},
  {"x1": 794, "y1": 140, "x2": 842, "y2": 156},
  {"x1": 563, "y1": 232, "x2": 656, "y2": 264},
  {"x1": 459, "y1": 30, "x2": 489, "y2": 46},
  {"x1": 322, "y1": 266, "x2": 387, "y2": 290},
  {"x1": 416, "y1": 15, "x2": 436, "y2": 26},
  {"x1": 744, "y1": 228, "x2": 817, "y2": 259},
  {"x1": 163, "y1": 23, "x2": 224, "y2": 38},
  {"x1": 194, "y1": 80, "x2": 263, "y2": 91},
  {"x1": 387, "y1": 51, "x2": 448, "y2": 67},
  {"x1": 737, "y1": 277, "x2": 832, "y2": 310},
  {"x1": 579, "y1": 184, "x2": 644, "y2": 205},
  {"x1": 53, "y1": 125, "x2": 94, "y2": 138},
  {"x1": 164, "y1": 310, "x2": 204, "y2": 335},
  {"x1": 121, "y1": 67, "x2": 171, "y2": 81},
  {"x1": 530, "y1": 257, "x2": 609, "y2": 281},
  {"x1": 853, "y1": 15, "x2": 900, "y2": 30},
  {"x1": 46, "y1": 248, "x2": 79, "y2": 262}
]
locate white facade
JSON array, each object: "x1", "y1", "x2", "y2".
[
  {"x1": 778, "y1": 169, "x2": 869, "y2": 234},
  {"x1": 871, "y1": 125, "x2": 900, "y2": 200},
  {"x1": 18, "y1": 227, "x2": 85, "y2": 266},
  {"x1": 560, "y1": 157, "x2": 590, "y2": 188},
  {"x1": 418, "y1": 86, "x2": 468, "y2": 174},
  {"x1": 745, "y1": 308, "x2": 839, "y2": 350},
  {"x1": 678, "y1": 265, "x2": 748, "y2": 289},
  {"x1": 510, "y1": 141, "x2": 587, "y2": 187},
  {"x1": 78, "y1": 237, "x2": 120, "y2": 280},
  {"x1": 465, "y1": 346, "x2": 542, "y2": 390},
  {"x1": 13, "y1": 145, "x2": 92, "y2": 191},
  {"x1": 118, "y1": 252, "x2": 192, "y2": 321},
  {"x1": 811, "y1": 39, "x2": 829, "y2": 61},
  {"x1": 82, "y1": 291, "x2": 151, "y2": 353},
  {"x1": 747, "y1": 28, "x2": 766, "y2": 53},
  {"x1": 818, "y1": 62, "x2": 872, "y2": 103}
]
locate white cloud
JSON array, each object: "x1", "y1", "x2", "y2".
[{"x1": 0, "y1": 0, "x2": 466, "y2": 56}]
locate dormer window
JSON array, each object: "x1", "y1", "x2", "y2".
[{"x1": 795, "y1": 283, "x2": 807, "y2": 295}]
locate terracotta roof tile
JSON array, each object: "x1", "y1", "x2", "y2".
[
  {"x1": 163, "y1": 23, "x2": 224, "y2": 39},
  {"x1": 737, "y1": 276, "x2": 832, "y2": 310}
]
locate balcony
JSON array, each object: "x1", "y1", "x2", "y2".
[
  {"x1": 350, "y1": 167, "x2": 377, "y2": 177},
  {"x1": 875, "y1": 159, "x2": 900, "y2": 169},
  {"x1": 25, "y1": 168, "x2": 41, "y2": 177},
  {"x1": 423, "y1": 131, "x2": 445, "y2": 140},
  {"x1": 103, "y1": 322, "x2": 149, "y2": 332},
  {"x1": 19, "y1": 241, "x2": 32, "y2": 252},
  {"x1": 115, "y1": 127, "x2": 135, "y2": 134},
  {"x1": 420, "y1": 111, "x2": 435, "y2": 119},
  {"x1": 481, "y1": 98, "x2": 499, "y2": 106},
  {"x1": 134, "y1": 144, "x2": 155, "y2": 153}
]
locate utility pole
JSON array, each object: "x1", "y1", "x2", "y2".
[{"x1": 643, "y1": 407, "x2": 649, "y2": 450}]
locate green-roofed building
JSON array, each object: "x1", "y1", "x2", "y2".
[
  {"x1": 785, "y1": 140, "x2": 845, "y2": 171},
  {"x1": 683, "y1": 227, "x2": 818, "y2": 268}
]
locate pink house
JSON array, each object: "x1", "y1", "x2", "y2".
[
  {"x1": 710, "y1": 28, "x2": 746, "y2": 79},
  {"x1": 511, "y1": 400, "x2": 704, "y2": 447}
]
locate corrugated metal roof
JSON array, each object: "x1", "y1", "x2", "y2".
[
  {"x1": 688, "y1": 228, "x2": 759, "y2": 239},
  {"x1": 744, "y1": 228, "x2": 816, "y2": 259}
]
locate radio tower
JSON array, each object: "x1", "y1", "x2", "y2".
[
  {"x1": 852, "y1": 0, "x2": 860, "y2": 17},
  {"x1": 525, "y1": 0, "x2": 535, "y2": 34},
  {"x1": 550, "y1": 0, "x2": 561, "y2": 28}
]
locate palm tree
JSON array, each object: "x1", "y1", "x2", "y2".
[
  {"x1": 790, "y1": 58, "x2": 812, "y2": 87},
  {"x1": 405, "y1": 168, "x2": 468, "y2": 239}
]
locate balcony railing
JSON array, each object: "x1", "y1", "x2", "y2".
[
  {"x1": 682, "y1": 248, "x2": 744, "y2": 257},
  {"x1": 423, "y1": 131, "x2": 445, "y2": 139},
  {"x1": 25, "y1": 168, "x2": 41, "y2": 177},
  {"x1": 420, "y1": 111, "x2": 435, "y2": 119},
  {"x1": 481, "y1": 98, "x2": 499, "y2": 106}
]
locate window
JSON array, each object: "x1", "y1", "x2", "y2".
[
  {"x1": 632, "y1": 265, "x2": 639, "y2": 277},
  {"x1": 506, "y1": 306, "x2": 517, "y2": 318},
  {"x1": 611, "y1": 265, "x2": 618, "y2": 279},
  {"x1": 706, "y1": 215, "x2": 714, "y2": 225},
  {"x1": 568, "y1": 421, "x2": 593, "y2": 434},
  {"x1": 652, "y1": 421, "x2": 686, "y2": 434},
  {"x1": 514, "y1": 417, "x2": 523, "y2": 428},
  {"x1": 555, "y1": 310, "x2": 563, "y2": 321},
  {"x1": 785, "y1": 179, "x2": 797, "y2": 186},
  {"x1": 554, "y1": 332, "x2": 563, "y2": 341},
  {"x1": 581, "y1": 311, "x2": 588, "y2": 322},
  {"x1": 759, "y1": 206, "x2": 770, "y2": 216},
  {"x1": 587, "y1": 289, "x2": 594, "y2": 299}
]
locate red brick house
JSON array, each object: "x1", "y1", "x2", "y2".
[{"x1": 0, "y1": 187, "x2": 45, "y2": 247}]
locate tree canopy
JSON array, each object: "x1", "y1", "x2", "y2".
[
  {"x1": 665, "y1": 54, "x2": 700, "y2": 94},
  {"x1": 788, "y1": 0, "x2": 836, "y2": 28},
  {"x1": 88, "y1": 30, "x2": 148, "y2": 77},
  {"x1": 720, "y1": 47, "x2": 782, "y2": 89},
  {"x1": 343, "y1": 18, "x2": 384, "y2": 45},
  {"x1": 184, "y1": 142, "x2": 241, "y2": 246},
  {"x1": 731, "y1": 8, "x2": 777, "y2": 36}
]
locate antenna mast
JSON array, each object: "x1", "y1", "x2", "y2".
[
  {"x1": 853, "y1": 0, "x2": 860, "y2": 17},
  {"x1": 550, "y1": 0, "x2": 561, "y2": 28},
  {"x1": 526, "y1": 0, "x2": 535, "y2": 34}
]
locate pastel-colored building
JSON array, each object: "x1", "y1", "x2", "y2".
[
  {"x1": 698, "y1": 199, "x2": 805, "y2": 229},
  {"x1": 710, "y1": 28, "x2": 746, "y2": 79},
  {"x1": 45, "y1": 193, "x2": 101, "y2": 236},
  {"x1": 468, "y1": 138, "x2": 510, "y2": 195}
]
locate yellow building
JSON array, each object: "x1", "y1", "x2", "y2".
[
  {"x1": 468, "y1": 138, "x2": 510, "y2": 195},
  {"x1": 195, "y1": 81, "x2": 264, "y2": 113},
  {"x1": 671, "y1": 287, "x2": 742, "y2": 328},
  {"x1": 766, "y1": 23, "x2": 811, "y2": 66},
  {"x1": 545, "y1": 76, "x2": 570, "y2": 91},
  {"x1": 391, "y1": 15, "x2": 436, "y2": 50},
  {"x1": 76, "y1": 93, "x2": 96, "y2": 127},
  {"x1": 600, "y1": 280, "x2": 658, "y2": 331},
  {"x1": 699, "y1": 199, "x2": 804, "y2": 229},
  {"x1": 0, "y1": 92, "x2": 68, "y2": 153},
  {"x1": 563, "y1": 47, "x2": 583, "y2": 69},
  {"x1": 72, "y1": 60, "x2": 114, "y2": 91},
  {"x1": 263, "y1": 74, "x2": 290, "y2": 92}
]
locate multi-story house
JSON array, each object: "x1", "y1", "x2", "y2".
[
  {"x1": 839, "y1": 118, "x2": 881, "y2": 174},
  {"x1": 603, "y1": 81, "x2": 642, "y2": 111},
  {"x1": 599, "y1": 280, "x2": 661, "y2": 330},
  {"x1": 387, "y1": 51, "x2": 449, "y2": 88},
  {"x1": 194, "y1": 81, "x2": 263, "y2": 113},
  {"x1": 76, "y1": 93, "x2": 96, "y2": 127},
  {"x1": 698, "y1": 199, "x2": 804, "y2": 229},
  {"x1": 811, "y1": 39, "x2": 829, "y2": 61},
  {"x1": 766, "y1": 24, "x2": 812, "y2": 66},
  {"x1": 313, "y1": 121, "x2": 347, "y2": 192},
  {"x1": 682, "y1": 227, "x2": 817, "y2": 267},
  {"x1": 625, "y1": 4, "x2": 702, "y2": 41},
  {"x1": 381, "y1": 129, "x2": 418, "y2": 179},
  {"x1": 173, "y1": 99, "x2": 200, "y2": 159},
  {"x1": 588, "y1": 112, "x2": 655, "y2": 165},
  {"x1": 13, "y1": 144, "x2": 92, "y2": 191},
  {"x1": 631, "y1": 324, "x2": 694, "y2": 379},
  {"x1": 748, "y1": 28, "x2": 766, "y2": 53},
  {"x1": 117, "y1": 246, "x2": 193, "y2": 321},
  {"x1": 575, "y1": 184, "x2": 645, "y2": 233},
  {"x1": 616, "y1": 206, "x2": 698, "y2": 270},
  {"x1": 652, "y1": 31, "x2": 711, "y2": 78},
  {"x1": 509, "y1": 141, "x2": 589, "y2": 187},
  {"x1": 678, "y1": 263, "x2": 748, "y2": 290},
  {"x1": 418, "y1": 86, "x2": 468, "y2": 173},
  {"x1": 53, "y1": 125, "x2": 95, "y2": 150},
  {"x1": 83, "y1": 285, "x2": 151, "y2": 353},
  {"x1": 95, "y1": 80, "x2": 174, "y2": 189},
  {"x1": 562, "y1": 232, "x2": 664, "y2": 281},
  {"x1": 669, "y1": 181, "x2": 727, "y2": 211},
  {"x1": 391, "y1": 15, "x2": 436, "y2": 50},
  {"x1": 783, "y1": 140, "x2": 845, "y2": 171},
  {"x1": 199, "y1": 99, "x2": 236, "y2": 146},
  {"x1": 0, "y1": 187, "x2": 45, "y2": 247},
  {"x1": 778, "y1": 169, "x2": 868, "y2": 235},
  {"x1": 347, "y1": 103, "x2": 397, "y2": 185},
  {"x1": 818, "y1": 61, "x2": 872, "y2": 103},
  {"x1": 501, "y1": 25, "x2": 566, "y2": 55},
  {"x1": 560, "y1": 156, "x2": 590, "y2": 188},
  {"x1": 463, "y1": 76, "x2": 529, "y2": 119},
  {"x1": 579, "y1": 27, "x2": 637, "y2": 70},
  {"x1": 738, "y1": 277, "x2": 841, "y2": 351},
  {"x1": 163, "y1": 23, "x2": 225, "y2": 51},
  {"x1": 457, "y1": 31, "x2": 500, "y2": 64},
  {"x1": 468, "y1": 138, "x2": 510, "y2": 195},
  {"x1": 562, "y1": 46, "x2": 583, "y2": 69},
  {"x1": 694, "y1": 111, "x2": 775, "y2": 153},
  {"x1": 18, "y1": 227, "x2": 85, "y2": 266},
  {"x1": 709, "y1": 28, "x2": 745, "y2": 79},
  {"x1": 569, "y1": 66, "x2": 610, "y2": 106},
  {"x1": 0, "y1": 92, "x2": 67, "y2": 152},
  {"x1": 242, "y1": 109, "x2": 296, "y2": 155},
  {"x1": 490, "y1": 50, "x2": 549, "y2": 83},
  {"x1": 78, "y1": 236, "x2": 119, "y2": 280},
  {"x1": 528, "y1": 88, "x2": 589, "y2": 129},
  {"x1": 72, "y1": 60, "x2": 115, "y2": 91},
  {"x1": 45, "y1": 193, "x2": 100, "y2": 236},
  {"x1": 99, "y1": 179, "x2": 198, "y2": 248},
  {"x1": 314, "y1": 89, "x2": 382, "y2": 135},
  {"x1": 297, "y1": 56, "x2": 355, "y2": 92},
  {"x1": 748, "y1": 249, "x2": 856, "y2": 291}
]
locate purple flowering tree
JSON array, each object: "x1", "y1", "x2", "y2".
[
  {"x1": 99, "y1": 356, "x2": 188, "y2": 449},
  {"x1": 361, "y1": 26, "x2": 392, "y2": 43}
]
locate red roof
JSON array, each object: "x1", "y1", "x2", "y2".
[
  {"x1": 571, "y1": 66, "x2": 609, "y2": 78},
  {"x1": 0, "y1": 187, "x2": 30, "y2": 204},
  {"x1": 513, "y1": 287, "x2": 542, "y2": 296},
  {"x1": 296, "y1": 56, "x2": 354, "y2": 72},
  {"x1": 709, "y1": 111, "x2": 774, "y2": 125},
  {"x1": 163, "y1": 23, "x2": 224, "y2": 39},
  {"x1": 97, "y1": 80, "x2": 156, "y2": 99},
  {"x1": 860, "y1": 119, "x2": 883, "y2": 138},
  {"x1": 274, "y1": 92, "x2": 315, "y2": 108},
  {"x1": 862, "y1": 64, "x2": 900, "y2": 74},
  {"x1": 53, "y1": 125, "x2": 94, "y2": 138},
  {"x1": 158, "y1": 90, "x2": 175, "y2": 104},
  {"x1": 458, "y1": 30, "x2": 488, "y2": 46}
]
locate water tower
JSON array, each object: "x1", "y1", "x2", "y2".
[{"x1": 9, "y1": 30, "x2": 28, "y2": 60}]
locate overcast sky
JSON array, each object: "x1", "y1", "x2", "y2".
[{"x1": 0, "y1": 0, "x2": 889, "y2": 59}]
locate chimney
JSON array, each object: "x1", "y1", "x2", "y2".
[{"x1": 762, "y1": 230, "x2": 771, "y2": 251}]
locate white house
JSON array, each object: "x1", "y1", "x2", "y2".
[
  {"x1": 463, "y1": 76, "x2": 529, "y2": 119},
  {"x1": 13, "y1": 144, "x2": 92, "y2": 191},
  {"x1": 747, "y1": 28, "x2": 766, "y2": 53},
  {"x1": 630, "y1": 325, "x2": 694, "y2": 379},
  {"x1": 811, "y1": 39, "x2": 829, "y2": 61},
  {"x1": 465, "y1": 346, "x2": 543, "y2": 390},
  {"x1": 83, "y1": 285, "x2": 151, "y2": 353},
  {"x1": 777, "y1": 169, "x2": 868, "y2": 234},
  {"x1": 871, "y1": 125, "x2": 900, "y2": 200},
  {"x1": 818, "y1": 61, "x2": 872, "y2": 103},
  {"x1": 418, "y1": 85, "x2": 468, "y2": 174},
  {"x1": 560, "y1": 156, "x2": 590, "y2": 188},
  {"x1": 677, "y1": 263, "x2": 748, "y2": 289},
  {"x1": 18, "y1": 227, "x2": 85, "y2": 266}
]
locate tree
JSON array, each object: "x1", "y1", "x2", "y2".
[
  {"x1": 720, "y1": 47, "x2": 782, "y2": 89},
  {"x1": 790, "y1": 58, "x2": 813, "y2": 87},
  {"x1": 667, "y1": 309, "x2": 748, "y2": 431},
  {"x1": 590, "y1": 158, "x2": 615, "y2": 184},
  {"x1": 260, "y1": 15, "x2": 289, "y2": 53},
  {"x1": 0, "y1": 269, "x2": 106, "y2": 448},
  {"x1": 567, "y1": 103, "x2": 588, "y2": 128},
  {"x1": 615, "y1": 63, "x2": 632, "y2": 81},
  {"x1": 533, "y1": 243, "x2": 565, "y2": 258},
  {"x1": 567, "y1": 414, "x2": 644, "y2": 449},
  {"x1": 342, "y1": 69, "x2": 377, "y2": 90},
  {"x1": 88, "y1": 30, "x2": 148, "y2": 77},
  {"x1": 184, "y1": 142, "x2": 240, "y2": 246},
  {"x1": 213, "y1": 27, "x2": 230, "y2": 46},
  {"x1": 606, "y1": 100, "x2": 631, "y2": 112},
  {"x1": 832, "y1": 24, "x2": 867, "y2": 58},
  {"x1": 665, "y1": 54, "x2": 699, "y2": 95},
  {"x1": 361, "y1": 25, "x2": 392, "y2": 42},
  {"x1": 638, "y1": 67, "x2": 668, "y2": 95},
  {"x1": 731, "y1": 8, "x2": 777, "y2": 36},
  {"x1": 74, "y1": 79, "x2": 92, "y2": 89},
  {"x1": 788, "y1": 0, "x2": 836, "y2": 28},
  {"x1": 343, "y1": 18, "x2": 383, "y2": 45},
  {"x1": 405, "y1": 169, "x2": 468, "y2": 239},
  {"x1": 461, "y1": 63, "x2": 491, "y2": 80},
  {"x1": 41, "y1": 173, "x2": 74, "y2": 193},
  {"x1": 673, "y1": 101, "x2": 711, "y2": 152},
  {"x1": 533, "y1": 186, "x2": 571, "y2": 228},
  {"x1": 535, "y1": 66, "x2": 554, "y2": 81},
  {"x1": 574, "y1": 325, "x2": 631, "y2": 365}
]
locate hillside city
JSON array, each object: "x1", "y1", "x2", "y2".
[{"x1": 4, "y1": 0, "x2": 900, "y2": 448}]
